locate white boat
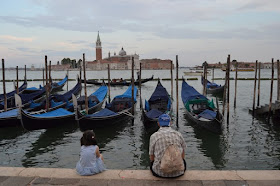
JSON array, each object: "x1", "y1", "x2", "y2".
[{"x1": 184, "y1": 70, "x2": 211, "y2": 76}]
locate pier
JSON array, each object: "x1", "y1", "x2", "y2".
[{"x1": 0, "y1": 167, "x2": 280, "y2": 186}]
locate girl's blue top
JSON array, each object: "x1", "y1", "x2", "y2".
[{"x1": 76, "y1": 145, "x2": 106, "y2": 176}]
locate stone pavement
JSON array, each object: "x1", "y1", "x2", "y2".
[{"x1": 0, "y1": 167, "x2": 280, "y2": 186}]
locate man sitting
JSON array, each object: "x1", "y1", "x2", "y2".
[{"x1": 149, "y1": 114, "x2": 187, "y2": 178}]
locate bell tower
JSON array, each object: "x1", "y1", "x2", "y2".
[{"x1": 96, "y1": 31, "x2": 102, "y2": 61}]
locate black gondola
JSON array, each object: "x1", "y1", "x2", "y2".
[
  {"x1": 78, "y1": 85, "x2": 137, "y2": 130},
  {"x1": 76, "y1": 85, "x2": 108, "y2": 115},
  {"x1": 81, "y1": 75, "x2": 153, "y2": 86},
  {"x1": 23, "y1": 75, "x2": 68, "y2": 94},
  {"x1": 26, "y1": 80, "x2": 82, "y2": 112},
  {"x1": 141, "y1": 80, "x2": 172, "y2": 133},
  {"x1": 182, "y1": 79, "x2": 223, "y2": 134},
  {"x1": 201, "y1": 76, "x2": 224, "y2": 95},
  {"x1": 19, "y1": 85, "x2": 107, "y2": 131},
  {"x1": 0, "y1": 86, "x2": 47, "y2": 111},
  {"x1": 0, "y1": 80, "x2": 27, "y2": 102},
  {"x1": 0, "y1": 108, "x2": 20, "y2": 128}
]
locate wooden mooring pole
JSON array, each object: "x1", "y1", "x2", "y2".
[
  {"x1": 234, "y1": 61, "x2": 238, "y2": 108},
  {"x1": 222, "y1": 56, "x2": 228, "y2": 116},
  {"x1": 226, "y1": 55, "x2": 230, "y2": 122},
  {"x1": 257, "y1": 62, "x2": 261, "y2": 107},
  {"x1": 277, "y1": 59, "x2": 280, "y2": 101},
  {"x1": 16, "y1": 66, "x2": 19, "y2": 94},
  {"x1": 107, "y1": 64, "x2": 111, "y2": 103},
  {"x1": 42, "y1": 69, "x2": 45, "y2": 86},
  {"x1": 49, "y1": 61, "x2": 52, "y2": 84},
  {"x1": 24, "y1": 65, "x2": 27, "y2": 81},
  {"x1": 139, "y1": 63, "x2": 142, "y2": 109},
  {"x1": 45, "y1": 55, "x2": 49, "y2": 111},
  {"x1": 252, "y1": 60, "x2": 258, "y2": 114},
  {"x1": 176, "y1": 55, "x2": 179, "y2": 127},
  {"x1": 67, "y1": 70, "x2": 69, "y2": 91},
  {"x1": 131, "y1": 57, "x2": 135, "y2": 116},
  {"x1": 212, "y1": 68, "x2": 214, "y2": 82},
  {"x1": 203, "y1": 61, "x2": 207, "y2": 96},
  {"x1": 268, "y1": 58, "x2": 274, "y2": 116},
  {"x1": 170, "y1": 60, "x2": 173, "y2": 99},
  {"x1": 2, "y1": 59, "x2": 7, "y2": 111},
  {"x1": 83, "y1": 53, "x2": 88, "y2": 115}
]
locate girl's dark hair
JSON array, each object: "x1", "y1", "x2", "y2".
[{"x1": 80, "y1": 130, "x2": 97, "y2": 146}]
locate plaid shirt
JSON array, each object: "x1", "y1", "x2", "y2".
[{"x1": 149, "y1": 127, "x2": 187, "y2": 177}]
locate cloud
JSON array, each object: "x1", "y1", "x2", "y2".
[{"x1": 0, "y1": 35, "x2": 34, "y2": 42}]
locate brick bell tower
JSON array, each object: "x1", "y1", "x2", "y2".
[{"x1": 96, "y1": 31, "x2": 102, "y2": 61}]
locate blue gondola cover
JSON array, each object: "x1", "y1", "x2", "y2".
[
  {"x1": 198, "y1": 109, "x2": 217, "y2": 120},
  {"x1": 148, "y1": 82, "x2": 169, "y2": 102},
  {"x1": 31, "y1": 108, "x2": 73, "y2": 117},
  {"x1": 87, "y1": 108, "x2": 117, "y2": 117},
  {"x1": 146, "y1": 109, "x2": 163, "y2": 119},
  {"x1": 0, "y1": 109, "x2": 18, "y2": 118},
  {"x1": 181, "y1": 80, "x2": 207, "y2": 105}
]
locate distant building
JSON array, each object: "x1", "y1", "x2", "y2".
[
  {"x1": 141, "y1": 58, "x2": 172, "y2": 69},
  {"x1": 50, "y1": 64, "x2": 71, "y2": 71},
  {"x1": 86, "y1": 32, "x2": 172, "y2": 70},
  {"x1": 31, "y1": 64, "x2": 35, "y2": 71}
]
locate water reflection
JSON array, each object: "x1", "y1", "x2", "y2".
[
  {"x1": 0, "y1": 126, "x2": 25, "y2": 142},
  {"x1": 184, "y1": 112, "x2": 228, "y2": 169},
  {"x1": 22, "y1": 123, "x2": 78, "y2": 167},
  {"x1": 91, "y1": 121, "x2": 129, "y2": 149},
  {"x1": 139, "y1": 127, "x2": 151, "y2": 169}
]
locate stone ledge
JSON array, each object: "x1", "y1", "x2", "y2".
[{"x1": 0, "y1": 167, "x2": 280, "y2": 181}]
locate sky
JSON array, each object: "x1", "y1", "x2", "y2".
[{"x1": 0, "y1": 0, "x2": 279, "y2": 68}]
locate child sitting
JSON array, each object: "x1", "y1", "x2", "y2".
[{"x1": 76, "y1": 130, "x2": 106, "y2": 176}]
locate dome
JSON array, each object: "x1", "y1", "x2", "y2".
[{"x1": 119, "y1": 47, "x2": 126, "y2": 56}]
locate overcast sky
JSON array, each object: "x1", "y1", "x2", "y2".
[{"x1": 0, "y1": 0, "x2": 279, "y2": 67}]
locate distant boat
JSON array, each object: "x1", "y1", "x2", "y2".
[
  {"x1": 184, "y1": 70, "x2": 211, "y2": 76},
  {"x1": 221, "y1": 66, "x2": 254, "y2": 72},
  {"x1": 81, "y1": 75, "x2": 153, "y2": 86},
  {"x1": 201, "y1": 76, "x2": 224, "y2": 95}
]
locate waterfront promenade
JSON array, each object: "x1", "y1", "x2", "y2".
[{"x1": 0, "y1": 167, "x2": 279, "y2": 186}]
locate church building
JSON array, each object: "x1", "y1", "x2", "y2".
[{"x1": 86, "y1": 32, "x2": 172, "y2": 70}]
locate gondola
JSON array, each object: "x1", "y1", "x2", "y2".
[
  {"x1": 78, "y1": 85, "x2": 137, "y2": 130},
  {"x1": 26, "y1": 80, "x2": 82, "y2": 112},
  {"x1": 141, "y1": 80, "x2": 172, "y2": 132},
  {"x1": 23, "y1": 75, "x2": 68, "y2": 94},
  {"x1": 0, "y1": 80, "x2": 79, "y2": 128},
  {"x1": 19, "y1": 85, "x2": 106, "y2": 131},
  {"x1": 0, "y1": 108, "x2": 21, "y2": 128},
  {"x1": 81, "y1": 75, "x2": 153, "y2": 86},
  {"x1": 182, "y1": 79, "x2": 223, "y2": 134},
  {"x1": 76, "y1": 85, "x2": 108, "y2": 115},
  {"x1": 19, "y1": 94, "x2": 79, "y2": 131},
  {"x1": 201, "y1": 76, "x2": 224, "y2": 95},
  {"x1": 0, "y1": 88, "x2": 47, "y2": 128},
  {"x1": 0, "y1": 86, "x2": 47, "y2": 111},
  {"x1": 0, "y1": 80, "x2": 27, "y2": 102}
]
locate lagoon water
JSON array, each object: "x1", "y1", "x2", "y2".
[{"x1": 0, "y1": 68, "x2": 279, "y2": 170}]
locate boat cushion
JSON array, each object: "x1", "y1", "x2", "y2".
[
  {"x1": 0, "y1": 109, "x2": 18, "y2": 118},
  {"x1": 146, "y1": 109, "x2": 163, "y2": 119},
  {"x1": 87, "y1": 108, "x2": 117, "y2": 117},
  {"x1": 198, "y1": 109, "x2": 217, "y2": 120}
]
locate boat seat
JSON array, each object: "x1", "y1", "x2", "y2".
[{"x1": 150, "y1": 99, "x2": 168, "y2": 113}]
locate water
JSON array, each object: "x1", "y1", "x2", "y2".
[{"x1": 0, "y1": 69, "x2": 280, "y2": 170}]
